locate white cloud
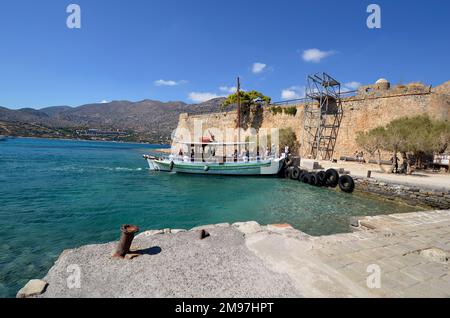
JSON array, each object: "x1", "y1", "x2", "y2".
[
  {"x1": 281, "y1": 89, "x2": 298, "y2": 100},
  {"x1": 252, "y1": 62, "x2": 267, "y2": 74},
  {"x1": 188, "y1": 92, "x2": 224, "y2": 103},
  {"x1": 302, "y1": 49, "x2": 335, "y2": 63},
  {"x1": 100, "y1": 100, "x2": 109, "y2": 104},
  {"x1": 281, "y1": 86, "x2": 305, "y2": 100},
  {"x1": 154, "y1": 79, "x2": 188, "y2": 86},
  {"x1": 344, "y1": 81, "x2": 361, "y2": 90},
  {"x1": 219, "y1": 86, "x2": 237, "y2": 94}
]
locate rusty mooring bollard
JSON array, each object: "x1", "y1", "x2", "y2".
[
  {"x1": 200, "y1": 229, "x2": 210, "y2": 240},
  {"x1": 113, "y1": 224, "x2": 140, "y2": 258}
]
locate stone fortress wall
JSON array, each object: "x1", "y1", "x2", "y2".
[{"x1": 173, "y1": 79, "x2": 450, "y2": 160}]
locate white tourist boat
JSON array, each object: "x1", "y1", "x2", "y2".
[
  {"x1": 143, "y1": 77, "x2": 285, "y2": 176},
  {"x1": 143, "y1": 141, "x2": 285, "y2": 176}
]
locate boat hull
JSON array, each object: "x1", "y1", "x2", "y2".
[{"x1": 145, "y1": 158, "x2": 284, "y2": 176}]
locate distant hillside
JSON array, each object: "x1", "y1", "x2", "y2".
[
  {"x1": 39, "y1": 106, "x2": 73, "y2": 116},
  {"x1": 0, "y1": 106, "x2": 50, "y2": 122},
  {"x1": 0, "y1": 98, "x2": 231, "y2": 143}
]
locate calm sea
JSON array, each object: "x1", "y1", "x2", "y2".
[{"x1": 0, "y1": 138, "x2": 416, "y2": 297}]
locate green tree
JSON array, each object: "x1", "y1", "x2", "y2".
[
  {"x1": 383, "y1": 117, "x2": 412, "y2": 173},
  {"x1": 222, "y1": 90, "x2": 271, "y2": 109},
  {"x1": 356, "y1": 115, "x2": 450, "y2": 173},
  {"x1": 402, "y1": 115, "x2": 434, "y2": 170},
  {"x1": 356, "y1": 126, "x2": 387, "y2": 171},
  {"x1": 431, "y1": 120, "x2": 450, "y2": 154},
  {"x1": 222, "y1": 90, "x2": 271, "y2": 130}
]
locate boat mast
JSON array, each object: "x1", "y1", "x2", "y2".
[{"x1": 237, "y1": 77, "x2": 241, "y2": 154}]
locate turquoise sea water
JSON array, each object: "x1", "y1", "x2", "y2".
[{"x1": 0, "y1": 138, "x2": 416, "y2": 297}]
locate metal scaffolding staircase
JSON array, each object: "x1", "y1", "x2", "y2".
[{"x1": 302, "y1": 72, "x2": 343, "y2": 160}]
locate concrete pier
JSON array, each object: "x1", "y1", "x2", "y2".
[{"x1": 27, "y1": 210, "x2": 450, "y2": 298}]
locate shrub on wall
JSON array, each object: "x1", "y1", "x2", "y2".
[
  {"x1": 269, "y1": 106, "x2": 283, "y2": 115},
  {"x1": 269, "y1": 106, "x2": 297, "y2": 116},
  {"x1": 279, "y1": 127, "x2": 300, "y2": 155},
  {"x1": 243, "y1": 128, "x2": 300, "y2": 156},
  {"x1": 283, "y1": 107, "x2": 297, "y2": 116}
]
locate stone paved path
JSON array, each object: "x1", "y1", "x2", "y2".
[{"x1": 312, "y1": 210, "x2": 450, "y2": 297}]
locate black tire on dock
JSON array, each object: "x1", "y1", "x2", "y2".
[
  {"x1": 277, "y1": 164, "x2": 287, "y2": 178},
  {"x1": 300, "y1": 172, "x2": 311, "y2": 184},
  {"x1": 338, "y1": 175, "x2": 355, "y2": 193},
  {"x1": 298, "y1": 171, "x2": 307, "y2": 182},
  {"x1": 316, "y1": 171, "x2": 326, "y2": 186},
  {"x1": 291, "y1": 166, "x2": 301, "y2": 180},
  {"x1": 324, "y1": 169, "x2": 339, "y2": 188},
  {"x1": 309, "y1": 173, "x2": 319, "y2": 186},
  {"x1": 284, "y1": 167, "x2": 294, "y2": 179}
]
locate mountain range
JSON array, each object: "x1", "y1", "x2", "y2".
[
  {"x1": 3, "y1": 80, "x2": 449, "y2": 143},
  {"x1": 0, "y1": 98, "x2": 231, "y2": 143}
]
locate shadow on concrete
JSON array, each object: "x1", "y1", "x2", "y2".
[{"x1": 135, "y1": 246, "x2": 162, "y2": 255}]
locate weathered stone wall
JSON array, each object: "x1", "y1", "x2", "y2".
[
  {"x1": 335, "y1": 91, "x2": 450, "y2": 159},
  {"x1": 173, "y1": 81, "x2": 450, "y2": 159},
  {"x1": 355, "y1": 177, "x2": 450, "y2": 210}
]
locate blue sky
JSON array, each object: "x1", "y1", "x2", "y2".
[{"x1": 1, "y1": 0, "x2": 449, "y2": 109}]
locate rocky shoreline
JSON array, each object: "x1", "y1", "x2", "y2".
[{"x1": 354, "y1": 177, "x2": 450, "y2": 210}]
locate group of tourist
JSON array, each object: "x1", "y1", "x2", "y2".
[
  {"x1": 173, "y1": 144, "x2": 288, "y2": 163},
  {"x1": 390, "y1": 155, "x2": 411, "y2": 174},
  {"x1": 352, "y1": 150, "x2": 411, "y2": 174}
]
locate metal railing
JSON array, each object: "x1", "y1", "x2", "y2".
[
  {"x1": 166, "y1": 154, "x2": 278, "y2": 163},
  {"x1": 270, "y1": 90, "x2": 358, "y2": 107}
]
